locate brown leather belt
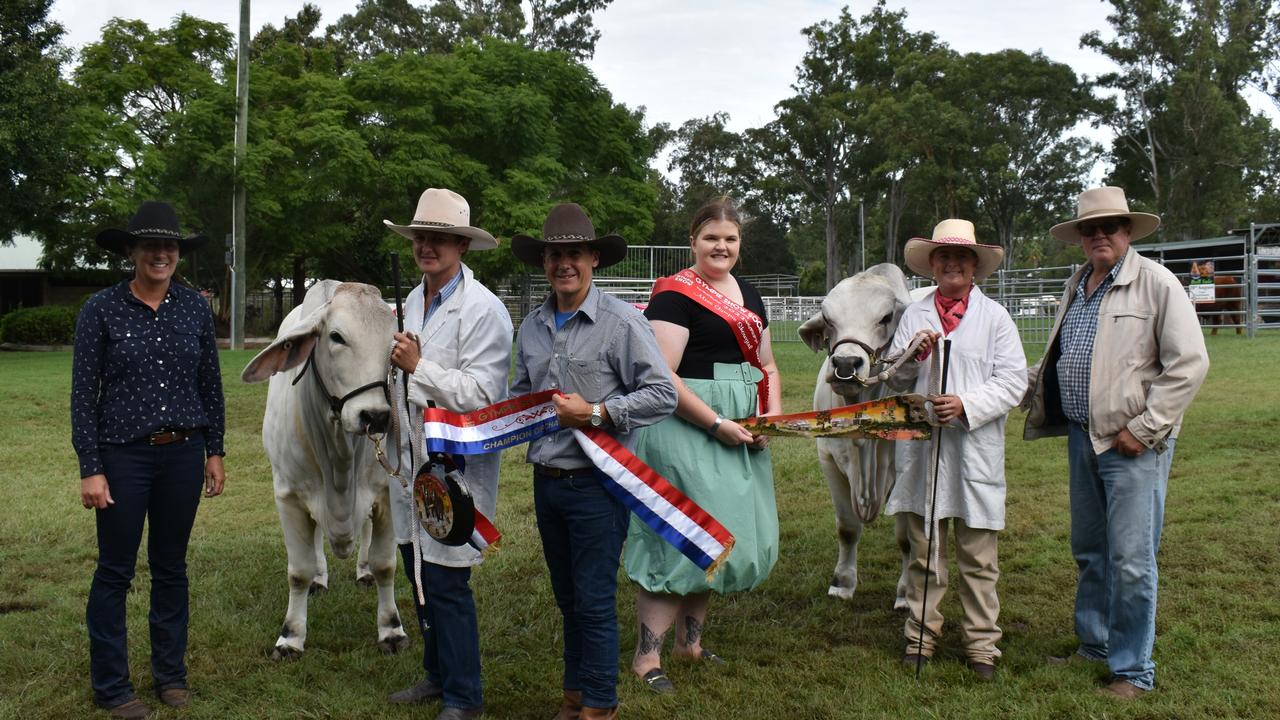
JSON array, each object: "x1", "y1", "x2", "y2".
[
  {"x1": 147, "y1": 429, "x2": 191, "y2": 446},
  {"x1": 534, "y1": 464, "x2": 596, "y2": 479}
]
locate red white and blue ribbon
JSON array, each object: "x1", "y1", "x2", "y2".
[
  {"x1": 470, "y1": 511, "x2": 501, "y2": 553},
  {"x1": 422, "y1": 391, "x2": 735, "y2": 578},
  {"x1": 422, "y1": 391, "x2": 561, "y2": 455}
]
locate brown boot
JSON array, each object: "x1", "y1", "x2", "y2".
[
  {"x1": 553, "y1": 690, "x2": 583, "y2": 720},
  {"x1": 580, "y1": 706, "x2": 618, "y2": 720}
]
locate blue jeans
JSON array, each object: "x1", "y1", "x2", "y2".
[
  {"x1": 398, "y1": 544, "x2": 483, "y2": 709},
  {"x1": 533, "y1": 470, "x2": 630, "y2": 709},
  {"x1": 88, "y1": 433, "x2": 205, "y2": 708},
  {"x1": 1067, "y1": 423, "x2": 1175, "y2": 690}
]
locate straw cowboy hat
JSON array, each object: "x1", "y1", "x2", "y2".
[
  {"x1": 1049, "y1": 186, "x2": 1161, "y2": 243},
  {"x1": 903, "y1": 219, "x2": 1005, "y2": 282},
  {"x1": 384, "y1": 188, "x2": 498, "y2": 250},
  {"x1": 511, "y1": 203, "x2": 627, "y2": 269},
  {"x1": 95, "y1": 201, "x2": 208, "y2": 256}
]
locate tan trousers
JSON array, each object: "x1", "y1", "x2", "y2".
[{"x1": 899, "y1": 513, "x2": 1002, "y2": 664}]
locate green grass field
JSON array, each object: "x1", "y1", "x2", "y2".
[{"x1": 2, "y1": 334, "x2": 1278, "y2": 719}]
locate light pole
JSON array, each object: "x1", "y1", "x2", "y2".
[{"x1": 231, "y1": 0, "x2": 250, "y2": 349}]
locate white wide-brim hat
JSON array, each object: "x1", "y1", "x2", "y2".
[
  {"x1": 384, "y1": 188, "x2": 498, "y2": 250},
  {"x1": 903, "y1": 219, "x2": 1004, "y2": 282},
  {"x1": 1049, "y1": 186, "x2": 1161, "y2": 243}
]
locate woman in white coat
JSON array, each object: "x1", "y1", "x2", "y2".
[{"x1": 886, "y1": 218, "x2": 1027, "y2": 680}]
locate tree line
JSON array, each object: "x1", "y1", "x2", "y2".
[{"x1": 4, "y1": 0, "x2": 1279, "y2": 302}]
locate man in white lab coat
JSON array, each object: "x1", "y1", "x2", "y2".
[{"x1": 384, "y1": 188, "x2": 513, "y2": 720}]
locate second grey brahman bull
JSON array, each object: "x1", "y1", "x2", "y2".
[
  {"x1": 242, "y1": 280, "x2": 409, "y2": 660},
  {"x1": 798, "y1": 263, "x2": 930, "y2": 603}
]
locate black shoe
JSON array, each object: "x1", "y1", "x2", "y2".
[
  {"x1": 641, "y1": 667, "x2": 676, "y2": 695},
  {"x1": 388, "y1": 678, "x2": 445, "y2": 704},
  {"x1": 902, "y1": 653, "x2": 930, "y2": 667}
]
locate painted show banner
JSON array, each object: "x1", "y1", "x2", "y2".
[
  {"x1": 652, "y1": 269, "x2": 770, "y2": 413},
  {"x1": 736, "y1": 394, "x2": 934, "y2": 441},
  {"x1": 422, "y1": 391, "x2": 734, "y2": 578}
]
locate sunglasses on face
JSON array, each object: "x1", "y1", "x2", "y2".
[{"x1": 1076, "y1": 219, "x2": 1128, "y2": 237}]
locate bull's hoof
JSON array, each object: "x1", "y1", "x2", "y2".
[
  {"x1": 827, "y1": 585, "x2": 856, "y2": 601},
  {"x1": 355, "y1": 573, "x2": 376, "y2": 588},
  {"x1": 271, "y1": 644, "x2": 303, "y2": 661},
  {"x1": 378, "y1": 632, "x2": 410, "y2": 656},
  {"x1": 308, "y1": 581, "x2": 328, "y2": 596}
]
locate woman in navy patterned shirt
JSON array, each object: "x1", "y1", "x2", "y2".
[{"x1": 71, "y1": 201, "x2": 226, "y2": 720}]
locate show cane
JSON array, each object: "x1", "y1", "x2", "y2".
[
  {"x1": 915, "y1": 336, "x2": 951, "y2": 678},
  {"x1": 391, "y1": 253, "x2": 412, "y2": 466}
]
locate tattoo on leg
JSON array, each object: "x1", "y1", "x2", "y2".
[
  {"x1": 638, "y1": 623, "x2": 665, "y2": 656},
  {"x1": 683, "y1": 616, "x2": 703, "y2": 648}
]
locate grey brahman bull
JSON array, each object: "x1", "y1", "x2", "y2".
[
  {"x1": 798, "y1": 263, "x2": 930, "y2": 603},
  {"x1": 242, "y1": 280, "x2": 409, "y2": 659}
]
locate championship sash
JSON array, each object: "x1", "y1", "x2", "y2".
[
  {"x1": 651, "y1": 269, "x2": 769, "y2": 413},
  {"x1": 423, "y1": 391, "x2": 735, "y2": 578}
]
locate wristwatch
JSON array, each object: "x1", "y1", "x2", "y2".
[{"x1": 590, "y1": 403, "x2": 604, "y2": 428}]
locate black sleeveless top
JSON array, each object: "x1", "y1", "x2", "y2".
[{"x1": 643, "y1": 275, "x2": 769, "y2": 380}]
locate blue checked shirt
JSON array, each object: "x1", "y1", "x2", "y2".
[
  {"x1": 420, "y1": 269, "x2": 462, "y2": 329},
  {"x1": 71, "y1": 281, "x2": 226, "y2": 477},
  {"x1": 1056, "y1": 258, "x2": 1125, "y2": 425}
]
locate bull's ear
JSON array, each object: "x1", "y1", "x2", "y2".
[
  {"x1": 797, "y1": 313, "x2": 828, "y2": 353},
  {"x1": 240, "y1": 303, "x2": 328, "y2": 383}
]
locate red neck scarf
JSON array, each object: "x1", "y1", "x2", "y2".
[
  {"x1": 651, "y1": 269, "x2": 769, "y2": 413},
  {"x1": 933, "y1": 287, "x2": 971, "y2": 336}
]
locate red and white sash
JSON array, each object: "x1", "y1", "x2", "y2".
[
  {"x1": 651, "y1": 269, "x2": 769, "y2": 412},
  {"x1": 423, "y1": 391, "x2": 735, "y2": 578}
]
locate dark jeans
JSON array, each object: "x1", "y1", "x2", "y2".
[
  {"x1": 398, "y1": 544, "x2": 483, "y2": 709},
  {"x1": 88, "y1": 433, "x2": 204, "y2": 708},
  {"x1": 533, "y1": 470, "x2": 630, "y2": 709}
]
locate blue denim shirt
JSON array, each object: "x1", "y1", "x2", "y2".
[
  {"x1": 511, "y1": 284, "x2": 677, "y2": 469},
  {"x1": 71, "y1": 280, "x2": 226, "y2": 477},
  {"x1": 1056, "y1": 257, "x2": 1125, "y2": 425}
]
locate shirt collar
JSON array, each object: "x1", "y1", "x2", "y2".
[
  {"x1": 116, "y1": 279, "x2": 178, "y2": 306},
  {"x1": 537, "y1": 283, "x2": 600, "y2": 328},
  {"x1": 430, "y1": 267, "x2": 464, "y2": 307}
]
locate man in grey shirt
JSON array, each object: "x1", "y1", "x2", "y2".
[{"x1": 510, "y1": 203, "x2": 677, "y2": 720}]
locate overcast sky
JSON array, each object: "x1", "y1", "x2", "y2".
[{"x1": 51, "y1": 0, "x2": 1131, "y2": 134}]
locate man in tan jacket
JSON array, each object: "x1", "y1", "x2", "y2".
[{"x1": 1024, "y1": 187, "x2": 1208, "y2": 700}]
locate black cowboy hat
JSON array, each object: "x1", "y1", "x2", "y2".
[
  {"x1": 511, "y1": 203, "x2": 627, "y2": 269},
  {"x1": 95, "y1": 201, "x2": 209, "y2": 256}
]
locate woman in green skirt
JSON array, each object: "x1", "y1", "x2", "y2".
[{"x1": 625, "y1": 197, "x2": 781, "y2": 694}]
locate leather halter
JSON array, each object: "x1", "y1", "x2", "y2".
[
  {"x1": 827, "y1": 337, "x2": 890, "y2": 384},
  {"x1": 292, "y1": 347, "x2": 389, "y2": 416}
]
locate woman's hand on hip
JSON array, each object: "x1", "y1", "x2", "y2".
[
  {"x1": 81, "y1": 474, "x2": 113, "y2": 509},
  {"x1": 204, "y1": 455, "x2": 226, "y2": 497}
]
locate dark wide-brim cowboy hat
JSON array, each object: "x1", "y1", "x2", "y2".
[
  {"x1": 511, "y1": 203, "x2": 627, "y2": 269},
  {"x1": 1049, "y1": 186, "x2": 1161, "y2": 243},
  {"x1": 95, "y1": 201, "x2": 209, "y2": 256},
  {"x1": 383, "y1": 188, "x2": 498, "y2": 250}
]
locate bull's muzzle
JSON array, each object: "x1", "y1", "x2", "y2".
[{"x1": 360, "y1": 408, "x2": 390, "y2": 434}]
